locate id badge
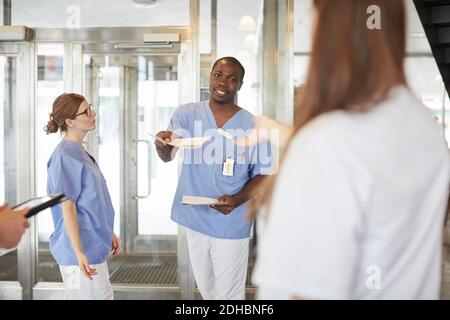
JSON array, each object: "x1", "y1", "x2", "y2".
[{"x1": 222, "y1": 158, "x2": 235, "y2": 176}]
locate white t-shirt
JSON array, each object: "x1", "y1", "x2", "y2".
[{"x1": 252, "y1": 86, "x2": 450, "y2": 300}]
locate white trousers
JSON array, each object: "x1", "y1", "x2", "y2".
[
  {"x1": 185, "y1": 227, "x2": 249, "y2": 300},
  {"x1": 59, "y1": 261, "x2": 114, "y2": 300}
]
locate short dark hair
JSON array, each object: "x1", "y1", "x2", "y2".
[{"x1": 211, "y1": 57, "x2": 245, "y2": 81}]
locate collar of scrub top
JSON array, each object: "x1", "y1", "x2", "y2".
[{"x1": 82, "y1": 147, "x2": 97, "y2": 165}]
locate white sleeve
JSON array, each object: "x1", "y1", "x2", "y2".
[{"x1": 253, "y1": 128, "x2": 367, "y2": 300}]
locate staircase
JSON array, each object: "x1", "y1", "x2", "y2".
[{"x1": 414, "y1": 0, "x2": 450, "y2": 93}]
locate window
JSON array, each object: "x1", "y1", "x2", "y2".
[{"x1": 200, "y1": 0, "x2": 264, "y2": 115}]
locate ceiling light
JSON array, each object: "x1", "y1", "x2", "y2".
[
  {"x1": 131, "y1": 0, "x2": 160, "y2": 8},
  {"x1": 239, "y1": 16, "x2": 256, "y2": 31},
  {"x1": 410, "y1": 32, "x2": 425, "y2": 38},
  {"x1": 244, "y1": 34, "x2": 258, "y2": 53}
]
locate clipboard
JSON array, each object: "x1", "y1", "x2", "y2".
[{"x1": 12, "y1": 193, "x2": 66, "y2": 218}]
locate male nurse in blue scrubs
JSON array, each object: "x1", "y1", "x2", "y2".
[{"x1": 155, "y1": 57, "x2": 271, "y2": 300}]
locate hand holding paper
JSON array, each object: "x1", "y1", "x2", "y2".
[
  {"x1": 148, "y1": 132, "x2": 169, "y2": 145},
  {"x1": 209, "y1": 194, "x2": 238, "y2": 215},
  {"x1": 153, "y1": 131, "x2": 177, "y2": 162}
]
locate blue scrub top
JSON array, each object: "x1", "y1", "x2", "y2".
[
  {"x1": 168, "y1": 101, "x2": 272, "y2": 239},
  {"x1": 47, "y1": 140, "x2": 115, "y2": 266}
]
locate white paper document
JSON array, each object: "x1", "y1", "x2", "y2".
[
  {"x1": 149, "y1": 133, "x2": 211, "y2": 149},
  {"x1": 181, "y1": 195, "x2": 218, "y2": 205},
  {"x1": 170, "y1": 136, "x2": 211, "y2": 148}
]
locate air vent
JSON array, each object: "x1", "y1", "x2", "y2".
[{"x1": 0, "y1": 26, "x2": 33, "y2": 41}]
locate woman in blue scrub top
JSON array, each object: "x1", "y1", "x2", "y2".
[
  {"x1": 44, "y1": 93, "x2": 120, "y2": 300},
  {"x1": 155, "y1": 57, "x2": 271, "y2": 300}
]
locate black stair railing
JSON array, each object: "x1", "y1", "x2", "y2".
[{"x1": 414, "y1": 0, "x2": 450, "y2": 94}]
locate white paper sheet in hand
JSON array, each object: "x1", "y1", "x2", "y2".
[
  {"x1": 170, "y1": 136, "x2": 211, "y2": 148},
  {"x1": 148, "y1": 133, "x2": 211, "y2": 149},
  {"x1": 181, "y1": 195, "x2": 218, "y2": 205}
]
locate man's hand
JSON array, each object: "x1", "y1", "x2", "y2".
[
  {"x1": 210, "y1": 195, "x2": 240, "y2": 215},
  {"x1": 0, "y1": 203, "x2": 30, "y2": 249},
  {"x1": 154, "y1": 131, "x2": 176, "y2": 162}
]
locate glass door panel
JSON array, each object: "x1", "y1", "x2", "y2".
[
  {"x1": 0, "y1": 56, "x2": 18, "y2": 283},
  {"x1": 34, "y1": 44, "x2": 65, "y2": 282},
  {"x1": 84, "y1": 54, "x2": 180, "y2": 287},
  {"x1": 88, "y1": 59, "x2": 122, "y2": 236},
  {"x1": 137, "y1": 56, "x2": 179, "y2": 248}
]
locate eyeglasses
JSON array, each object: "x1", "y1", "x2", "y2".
[{"x1": 73, "y1": 104, "x2": 94, "y2": 118}]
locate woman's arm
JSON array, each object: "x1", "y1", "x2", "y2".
[
  {"x1": 235, "y1": 116, "x2": 293, "y2": 150},
  {"x1": 61, "y1": 200, "x2": 97, "y2": 280}
]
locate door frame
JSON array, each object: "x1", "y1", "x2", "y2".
[{"x1": 0, "y1": 42, "x2": 35, "y2": 300}]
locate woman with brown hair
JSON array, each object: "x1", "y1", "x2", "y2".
[
  {"x1": 251, "y1": 0, "x2": 450, "y2": 299},
  {"x1": 45, "y1": 93, "x2": 120, "y2": 299}
]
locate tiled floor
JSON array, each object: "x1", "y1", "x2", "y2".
[
  {"x1": 2, "y1": 248, "x2": 450, "y2": 298},
  {"x1": 0, "y1": 251, "x2": 256, "y2": 287}
]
